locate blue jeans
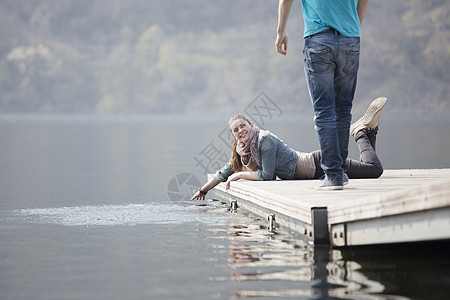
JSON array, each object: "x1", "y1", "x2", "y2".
[{"x1": 303, "y1": 29, "x2": 360, "y2": 183}]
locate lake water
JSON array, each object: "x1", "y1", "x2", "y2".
[{"x1": 0, "y1": 115, "x2": 449, "y2": 300}]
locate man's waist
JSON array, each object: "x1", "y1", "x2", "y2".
[{"x1": 307, "y1": 27, "x2": 341, "y2": 38}]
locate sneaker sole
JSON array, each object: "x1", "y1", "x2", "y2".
[
  {"x1": 315, "y1": 185, "x2": 344, "y2": 191},
  {"x1": 350, "y1": 97, "x2": 387, "y2": 135}
]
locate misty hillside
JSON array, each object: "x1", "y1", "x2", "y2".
[{"x1": 1, "y1": 0, "x2": 449, "y2": 116}]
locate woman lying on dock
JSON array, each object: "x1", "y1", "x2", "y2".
[{"x1": 191, "y1": 97, "x2": 387, "y2": 199}]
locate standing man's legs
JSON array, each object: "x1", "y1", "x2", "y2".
[
  {"x1": 335, "y1": 36, "x2": 360, "y2": 173},
  {"x1": 303, "y1": 31, "x2": 360, "y2": 189}
]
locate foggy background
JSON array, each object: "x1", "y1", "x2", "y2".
[{"x1": 1, "y1": 0, "x2": 449, "y2": 117}]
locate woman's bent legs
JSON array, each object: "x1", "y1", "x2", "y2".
[{"x1": 312, "y1": 130, "x2": 383, "y2": 179}]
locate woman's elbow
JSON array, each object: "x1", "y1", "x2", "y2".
[
  {"x1": 255, "y1": 170, "x2": 269, "y2": 181},
  {"x1": 258, "y1": 172, "x2": 276, "y2": 181}
]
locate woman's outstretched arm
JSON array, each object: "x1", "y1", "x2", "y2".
[{"x1": 191, "y1": 170, "x2": 258, "y2": 199}]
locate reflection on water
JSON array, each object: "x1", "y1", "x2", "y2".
[{"x1": 203, "y1": 216, "x2": 449, "y2": 299}]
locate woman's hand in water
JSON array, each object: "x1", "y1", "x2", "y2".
[
  {"x1": 190, "y1": 190, "x2": 205, "y2": 200},
  {"x1": 190, "y1": 177, "x2": 221, "y2": 200},
  {"x1": 190, "y1": 188, "x2": 207, "y2": 200}
]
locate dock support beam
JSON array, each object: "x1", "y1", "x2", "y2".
[{"x1": 312, "y1": 208, "x2": 329, "y2": 245}]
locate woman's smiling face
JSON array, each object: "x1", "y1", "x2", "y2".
[{"x1": 229, "y1": 118, "x2": 253, "y2": 143}]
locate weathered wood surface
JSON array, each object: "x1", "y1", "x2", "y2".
[{"x1": 210, "y1": 169, "x2": 450, "y2": 245}]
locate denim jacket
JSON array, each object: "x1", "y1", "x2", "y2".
[{"x1": 215, "y1": 130, "x2": 298, "y2": 181}]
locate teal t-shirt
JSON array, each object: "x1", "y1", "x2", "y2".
[{"x1": 301, "y1": 0, "x2": 361, "y2": 37}]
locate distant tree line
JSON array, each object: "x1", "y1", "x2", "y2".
[{"x1": 0, "y1": 0, "x2": 449, "y2": 116}]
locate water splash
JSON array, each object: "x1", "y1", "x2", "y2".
[{"x1": 1, "y1": 202, "x2": 242, "y2": 226}]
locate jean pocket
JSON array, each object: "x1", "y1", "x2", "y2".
[
  {"x1": 304, "y1": 46, "x2": 332, "y2": 73},
  {"x1": 344, "y1": 48, "x2": 360, "y2": 75}
]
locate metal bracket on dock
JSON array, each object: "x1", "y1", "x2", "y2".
[
  {"x1": 312, "y1": 208, "x2": 329, "y2": 245},
  {"x1": 267, "y1": 214, "x2": 276, "y2": 232},
  {"x1": 331, "y1": 224, "x2": 346, "y2": 247},
  {"x1": 229, "y1": 200, "x2": 238, "y2": 212}
]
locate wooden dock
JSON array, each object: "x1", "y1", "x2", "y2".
[{"x1": 209, "y1": 169, "x2": 450, "y2": 247}]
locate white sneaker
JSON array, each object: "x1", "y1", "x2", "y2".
[{"x1": 350, "y1": 97, "x2": 388, "y2": 137}]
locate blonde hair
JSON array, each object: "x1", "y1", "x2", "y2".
[{"x1": 228, "y1": 114, "x2": 252, "y2": 173}]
